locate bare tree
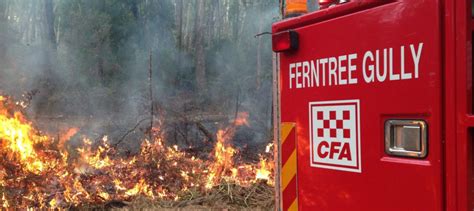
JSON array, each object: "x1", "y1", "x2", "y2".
[
  {"x1": 194, "y1": 0, "x2": 207, "y2": 93},
  {"x1": 44, "y1": 0, "x2": 56, "y2": 49},
  {"x1": 176, "y1": 0, "x2": 183, "y2": 49}
]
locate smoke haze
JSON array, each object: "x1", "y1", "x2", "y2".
[{"x1": 0, "y1": 0, "x2": 279, "y2": 153}]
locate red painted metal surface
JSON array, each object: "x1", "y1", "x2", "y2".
[
  {"x1": 270, "y1": 0, "x2": 473, "y2": 210},
  {"x1": 444, "y1": 0, "x2": 473, "y2": 210}
]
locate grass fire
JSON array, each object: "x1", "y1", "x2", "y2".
[
  {"x1": 0, "y1": 95, "x2": 274, "y2": 209},
  {"x1": 0, "y1": 0, "x2": 277, "y2": 209}
]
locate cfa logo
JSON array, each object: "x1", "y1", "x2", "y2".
[{"x1": 309, "y1": 99, "x2": 361, "y2": 173}]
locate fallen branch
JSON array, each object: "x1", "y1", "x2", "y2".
[
  {"x1": 195, "y1": 121, "x2": 214, "y2": 142},
  {"x1": 113, "y1": 117, "x2": 150, "y2": 147}
]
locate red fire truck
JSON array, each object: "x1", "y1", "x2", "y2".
[{"x1": 272, "y1": 0, "x2": 474, "y2": 210}]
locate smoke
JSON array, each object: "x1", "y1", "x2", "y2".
[{"x1": 0, "y1": 0, "x2": 279, "y2": 152}]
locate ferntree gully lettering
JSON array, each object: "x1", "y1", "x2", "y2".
[{"x1": 288, "y1": 42, "x2": 424, "y2": 89}]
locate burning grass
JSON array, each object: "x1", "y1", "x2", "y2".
[
  {"x1": 0, "y1": 95, "x2": 275, "y2": 209},
  {"x1": 87, "y1": 181, "x2": 274, "y2": 210}
]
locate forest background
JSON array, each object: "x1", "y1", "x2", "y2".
[{"x1": 0, "y1": 0, "x2": 278, "y2": 153}]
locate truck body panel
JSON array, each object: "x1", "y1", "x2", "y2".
[{"x1": 272, "y1": 0, "x2": 473, "y2": 210}]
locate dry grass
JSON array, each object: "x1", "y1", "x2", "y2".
[{"x1": 83, "y1": 181, "x2": 274, "y2": 211}]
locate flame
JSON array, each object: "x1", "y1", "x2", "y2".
[
  {"x1": 59, "y1": 127, "x2": 79, "y2": 149},
  {"x1": 0, "y1": 95, "x2": 274, "y2": 208},
  {"x1": 205, "y1": 129, "x2": 237, "y2": 189},
  {"x1": 2, "y1": 193, "x2": 9, "y2": 208},
  {"x1": 125, "y1": 179, "x2": 153, "y2": 198},
  {"x1": 98, "y1": 192, "x2": 110, "y2": 201},
  {"x1": 255, "y1": 158, "x2": 271, "y2": 181},
  {"x1": 234, "y1": 112, "x2": 250, "y2": 126},
  {"x1": 49, "y1": 198, "x2": 57, "y2": 208},
  {"x1": 255, "y1": 143, "x2": 274, "y2": 183},
  {"x1": 0, "y1": 98, "x2": 49, "y2": 173},
  {"x1": 78, "y1": 136, "x2": 113, "y2": 169}
]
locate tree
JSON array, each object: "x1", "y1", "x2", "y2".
[
  {"x1": 193, "y1": 0, "x2": 207, "y2": 93},
  {"x1": 44, "y1": 0, "x2": 56, "y2": 49}
]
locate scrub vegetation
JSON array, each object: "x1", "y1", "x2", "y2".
[{"x1": 0, "y1": 0, "x2": 279, "y2": 209}]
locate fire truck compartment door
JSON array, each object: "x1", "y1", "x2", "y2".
[{"x1": 277, "y1": 1, "x2": 442, "y2": 210}]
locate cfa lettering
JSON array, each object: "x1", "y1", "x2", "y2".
[{"x1": 317, "y1": 141, "x2": 352, "y2": 161}]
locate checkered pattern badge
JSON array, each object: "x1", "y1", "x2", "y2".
[{"x1": 309, "y1": 100, "x2": 361, "y2": 173}]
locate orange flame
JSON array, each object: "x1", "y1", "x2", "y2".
[
  {"x1": 0, "y1": 100, "x2": 49, "y2": 173},
  {"x1": 59, "y1": 127, "x2": 79, "y2": 148},
  {"x1": 0, "y1": 95, "x2": 274, "y2": 208},
  {"x1": 255, "y1": 143, "x2": 275, "y2": 184},
  {"x1": 205, "y1": 129, "x2": 237, "y2": 189},
  {"x1": 234, "y1": 112, "x2": 250, "y2": 126}
]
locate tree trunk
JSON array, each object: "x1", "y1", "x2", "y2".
[
  {"x1": 231, "y1": 0, "x2": 240, "y2": 41},
  {"x1": 176, "y1": 0, "x2": 183, "y2": 49},
  {"x1": 0, "y1": 1, "x2": 6, "y2": 22},
  {"x1": 131, "y1": 0, "x2": 145, "y2": 49},
  {"x1": 148, "y1": 50, "x2": 154, "y2": 140},
  {"x1": 174, "y1": 0, "x2": 184, "y2": 88},
  {"x1": 55, "y1": 16, "x2": 60, "y2": 44},
  {"x1": 35, "y1": 0, "x2": 58, "y2": 115},
  {"x1": 44, "y1": 0, "x2": 56, "y2": 49},
  {"x1": 131, "y1": 0, "x2": 139, "y2": 20},
  {"x1": 194, "y1": 0, "x2": 207, "y2": 93},
  {"x1": 256, "y1": 18, "x2": 263, "y2": 90},
  {"x1": 98, "y1": 56, "x2": 104, "y2": 81}
]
